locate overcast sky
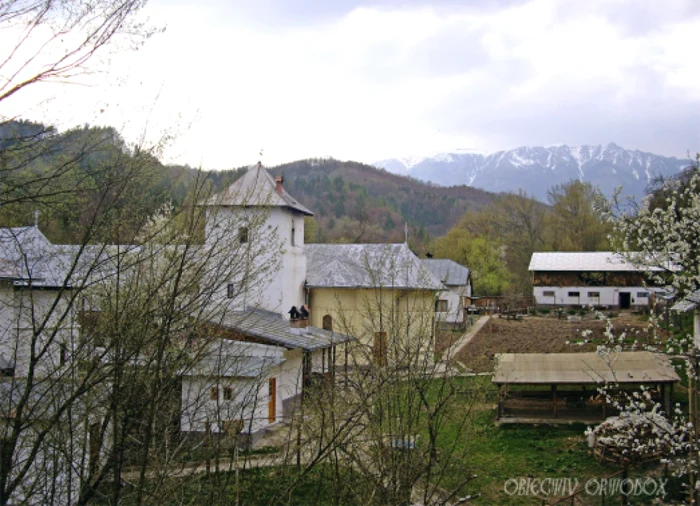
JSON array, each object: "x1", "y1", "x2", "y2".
[{"x1": 5, "y1": 0, "x2": 700, "y2": 168}]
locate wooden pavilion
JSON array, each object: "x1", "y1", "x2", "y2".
[{"x1": 493, "y1": 351, "x2": 680, "y2": 424}]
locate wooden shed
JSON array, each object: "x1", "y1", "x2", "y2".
[{"x1": 493, "y1": 351, "x2": 680, "y2": 424}]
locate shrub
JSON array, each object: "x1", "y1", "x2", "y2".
[{"x1": 567, "y1": 309, "x2": 577, "y2": 315}]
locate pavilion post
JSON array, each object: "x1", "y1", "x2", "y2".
[{"x1": 497, "y1": 385, "x2": 502, "y2": 420}]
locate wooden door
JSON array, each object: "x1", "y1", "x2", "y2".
[
  {"x1": 373, "y1": 332, "x2": 387, "y2": 366},
  {"x1": 268, "y1": 378, "x2": 276, "y2": 423}
]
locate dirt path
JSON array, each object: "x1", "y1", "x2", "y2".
[{"x1": 441, "y1": 315, "x2": 490, "y2": 362}]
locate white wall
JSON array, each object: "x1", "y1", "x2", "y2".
[
  {"x1": 533, "y1": 286, "x2": 652, "y2": 307},
  {"x1": 435, "y1": 288, "x2": 463, "y2": 324},
  {"x1": 0, "y1": 286, "x2": 77, "y2": 377},
  {"x1": 180, "y1": 343, "x2": 304, "y2": 435},
  {"x1": 205, "y1": 207, "x2": 307, "y2": 317}
]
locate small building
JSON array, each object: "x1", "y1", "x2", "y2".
[
  {"x1": 493, "y1": 351, "x2": 680, "y2": 424},
  {"x1": 421, "y1": 259, "x2": 471, "y2": 325},
  {"x1": 529, "y1": 252, "x2": 659, "y2": 309}
]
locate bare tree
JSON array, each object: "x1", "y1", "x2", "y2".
[{"x1": 259, "y1": 246, "x2": 484, "y2": 506}]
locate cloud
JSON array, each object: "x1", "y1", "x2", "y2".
[{"x1": 3, "y1": 0, "x2": 699, "y2": 168}]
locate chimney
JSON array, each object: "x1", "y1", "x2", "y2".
[
  {"x1": 290, "y1": 319, "x2": 308, "y2": 329},
  {"x1": 275, "y1": 176, "x2": 284, "y2": 194}
]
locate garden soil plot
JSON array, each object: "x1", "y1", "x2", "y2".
[{"x1": 455, "y1": 313, "x2": 658, "y2": 373}]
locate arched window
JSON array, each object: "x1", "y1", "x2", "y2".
[{"x1": 322, "y1": 314, "x2": 333, "y2": 331}]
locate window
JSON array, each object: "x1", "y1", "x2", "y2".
[
  {"x1": 374, "y1": 332, "x2": 387, "y2": 366},
  {"x1": 543, "y1": 290, "x2": 555, "y2": 297},
  {"x1": 435, "y1": 300, "x2": 448, "y2": 312},
  {"x1": 209, "y1": 387, "x2": 219, "y2": 401},
  {"x1": 291, "y1": 221, "x2": 295, "y2": 246},
  {"x1": 588, "y1": 291, "x2": 600, "y2": 298},
  {"x1": 322, "y1": 314, "x2": 333, "y2": 331},
  {"x1": 238, "y1": 227, "x2": 249, "y2": 243},
  {"x1": 226, "y1": 283, "x2": 235, "y2": 299},
  {"x1": 568, "y1": 291, "x2": 580, "y2": 297},
  {"x1": 637, "y1": 292, "x2": 649, "y2": 298},
  {"x1": 223, "y1": 387, "x2": 233, "y2": 401}
]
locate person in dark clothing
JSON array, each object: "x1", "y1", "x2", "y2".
[
  {"x1": 300, "y1": 305, "x2": 309, "y2": 319},
  {"x1": 288, "y1": 306, "x2": 301, "y2": 320}
]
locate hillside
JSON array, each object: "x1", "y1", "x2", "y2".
[
  {"x1": 0, "y1": 121, "x2": 498, "y2": 245},
  {"x1": 375, "y1": 143, "x2": 691, "y2": 201},
  {"x1": 269, "y1": 158, "x2": 497, "y2": 243}
]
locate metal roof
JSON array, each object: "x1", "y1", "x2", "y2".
[
  {"x1": 185, "y1": 340, "x2": 286, "y2": 378},
  {"x1": 528, "y1": 252, "x2": 659, "y2": 272},
  {"x1": 216, "y1": 309, "x2": 353, "y2": 351},
  {"x1": 305, "y1": 243, "x2": 444, "y2": 290},
  {"x1": 200, "y1": 163, "x2": 313, "y2": 216},
  {"x1": 0, "y1": 227, "x2": 140, "y2": 288},
  {"x1": 493, "y1": 351, "x2": 680, "y2": 385},
  {"x1": 0, "y1": 226, "x2": 68, "y2": 287},
  {"x1": 671, "y1": 289, "x2": 700, "y2": 312},
  {"x1": 421, "y1": 259, "x2": 470, "y2": 286}
]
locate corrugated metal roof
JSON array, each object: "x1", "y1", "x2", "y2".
[
  {"x1": 528, "y1": 252, "x2": 659, "y2": 272},
  {"x1": 216, "y1": 309, "x2": 353, "y2": 351},
  {"x1": 422, "y1": 259, "x2": 470, "y2": 286},
  {"x1": 200, "y1": 163, "x2": 313, "y2": 216},
  {"x1": 305, "y1": 243, "x2": 444, "y2": 290},
  {"x1": 493, "y1": 351, "x2": 680, "y2": 385},
  {"x1": 671, "y1": 289, "x2": 700, "y2": 312}
]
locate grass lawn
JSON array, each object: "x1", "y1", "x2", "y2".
[
  {"x1": 92, "y1": 374, "x2": 687, "y2": 505},
  {"x1": 426, "y1": 377, "x2": 682, "y2": 505},
  {"x1": 458, "y1": 410, "x2": 618, "y2": 505}
]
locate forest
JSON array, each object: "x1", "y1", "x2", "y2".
[{"x1": 0, "y1": 120, "x2": 625, "y2": 297}]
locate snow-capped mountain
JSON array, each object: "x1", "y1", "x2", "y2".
[{"x1": 374, "y1": 143, "x2": 690, "y2": 201}]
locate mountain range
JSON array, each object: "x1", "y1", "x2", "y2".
[{"x1": 374, "y1": 143, "x2": 692, "y2": 201}]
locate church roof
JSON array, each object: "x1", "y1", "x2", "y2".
[
  {"x1": 305, "y1": 243, "x2": 444, "y2": 290},
  {"x1": 200, "y1": 163, "x2": 313, "y2": 216}
]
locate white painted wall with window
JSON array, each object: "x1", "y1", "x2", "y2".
[{"x1": 533, "y1": 286, "x2": 651, "y2": 307}]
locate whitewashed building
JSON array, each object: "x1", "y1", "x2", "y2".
[
  {"x1": 421, "y1": 259, "x2": 471, "y2": 324},
  {"x1": 0, "y1": 226, "x2": 107, "y2": 505},
  {"x1": 529, "y1": 252, "x2": 659, "y2": 309},
  {"x1": 201, "y1": 163, "x2": 313, "y2": 315},
  {"x1": 0, "y1": 162, "x2": 355, "y2": 482},
  {"x1": 190, "y1": 164, "x2": 353, "y2": 444}
]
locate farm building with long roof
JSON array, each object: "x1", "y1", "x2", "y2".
[{"x1": 528, "y1": 252, "x2": 665, "y2": 309}]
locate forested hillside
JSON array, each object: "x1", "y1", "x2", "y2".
[
  {"x1": 0, "y1": 121, "x2": 498, "y2": 247},
  {"x1": 269, "y1": 159, "x2": 496, "y2": 244}
]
